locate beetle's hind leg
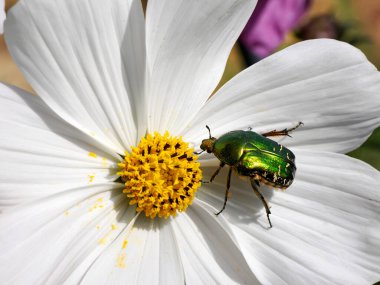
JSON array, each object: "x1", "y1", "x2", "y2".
[
  {"x1": 250, "y1": 178, "x2": 272, "y2": 228},
  {"x1": 215, "y1": 167, "x2": 232, "y2": 216},
  {"x1": 261, "y1": 122, "x2": 303, "y2": 138}
]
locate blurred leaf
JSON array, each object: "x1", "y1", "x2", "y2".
[
  {"x1": 349, "y1": 127, "x2": 380, "y2": 170},
  {"x1": 215, "y1": 44, "x2": 246, "y2": 93}
]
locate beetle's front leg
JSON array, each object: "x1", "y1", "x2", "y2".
[
  {"x1": 201, "y1": 162, "x2": 225, "y2": 184},
  {"x1": 215, "y1": 167, "x2": 232, "y2": 216},
  {"x1": 210, "y1": 162, "x2": 225, "y2": 182},
  {"x1": 261, "y1": 122, "x2": 303, "y2": 138},
  {"x1": 250, "y1": 178, "x2": 272, "y2": 228}
]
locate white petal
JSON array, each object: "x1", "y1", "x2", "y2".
[
  {"x1": 0, "y1": 84, "x2": 119, "y2": 207},
  {"x1": 0, "y1": 183, "x2": 132, "y2": 285},
  {"x1": 145, "y1": 0, "x2": 257, "y2": 134},
  {"x1": 157, "y1": 219, "x2": 185, "y2": 284},
  {"x1": 173, "y1": 201, "x2": 260, "y2": 285},
  {"x1": 0, "y1": 0, "x2": 5, "y2": 34},
  {"x1": 61, "y1": 206, "x2": 138, "y2": 285},
  {"x1": 81, "y1": 215, "x2": 186, "y2": 285},
  {"x1": 5, "y1": 0, "x2": 146, "y2": 153},
  {"x1": 197, "y1": 151, "x2": 380, "y2": 284},
  {"x1": 185, "y1": 39, "x2": 380, "y2": 153}
]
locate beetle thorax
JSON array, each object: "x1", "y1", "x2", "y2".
[{"x1": 200, "y1": 138, "x2": 216, "y2": 153}]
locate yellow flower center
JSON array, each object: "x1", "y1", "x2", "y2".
[{"x1": 118, "y1": 131, "x2": 202, "y2": 219}]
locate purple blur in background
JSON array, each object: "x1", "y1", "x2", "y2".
[{"x1": 239, "y1": 0, "x2": 311, "y2": 63}]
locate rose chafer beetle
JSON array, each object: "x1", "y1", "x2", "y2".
[{"x1": 198, "y1": 122, "x2": 303, "y2": 228}]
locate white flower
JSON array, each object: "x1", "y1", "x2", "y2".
[
  {"x1": 0, "y1": 0, "x2": 5, "y2": 34},
  {"x1": 1, "y1": 0, "x2": 380, "y2": 284}
]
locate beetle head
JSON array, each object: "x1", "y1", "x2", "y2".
[
  {"x1": 200, "y1": 138, "x2": 216, "y2": 153},
  {"x1": 199, "y1": 125, "x2": 216, "y2": 153}
]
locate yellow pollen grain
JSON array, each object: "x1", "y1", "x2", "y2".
[
  {"x1": 98, "y1": 223, "x2": 119, "y2": 245},
  {"x1": 88, "y1": 152, "x2": 98, "y2": 158},
  {"x1": 122, "y1": 239, "x2": 128, "y2": 249},
  {"x1": 88, "y1": 175, "x2": 95, "y2": 183},
  {"x1": 118, "y1": 131, "x2": 202, "y2": 219},
  {"x1": 98, "y1": 236, "x2": 108, "y2": 245},
  {"x1": 117, "y1": 253, "x2": 126, "y2": 268},
  {"x1": 64, "y1": 210, "x2": 70, "y2": 216},
  {"x1": 89, "y1": 197, "x2": 104, "y2": 211},
  {"x1": 98, "y1": 231, "x2": 112, "y2": 245}
]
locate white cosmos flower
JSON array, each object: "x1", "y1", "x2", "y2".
[{"x1": 1, "y1": 0, "x2": 380, "y2": 284}]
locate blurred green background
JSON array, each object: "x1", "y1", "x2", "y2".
[{"x1": 0, "y1": 0, "x2": 379, "y2": 169}]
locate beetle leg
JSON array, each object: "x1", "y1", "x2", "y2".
[
  {"x1": 210, "y1": 162, "x2": 225, "y2": 183},
  {"x1": 215, "y1": 167, "x2": 232, "y2": 216},
  {"x1": 261, "y1": 122, "x2": 303, "y2": 138},
  {"x1": 250, "y1": 178, "x2": 272, "y2": 228}
]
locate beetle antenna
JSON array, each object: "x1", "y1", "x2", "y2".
[
  {"x1": 206, "y1": 125, "x2": 212, "y2": 139},
  {"x1": 194, "y1": 150, "x2": 205, "y2": 155}
]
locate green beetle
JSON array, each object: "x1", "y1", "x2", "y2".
[{"x1": 199, "y1": 122, "x2": 303, "y2": 228}]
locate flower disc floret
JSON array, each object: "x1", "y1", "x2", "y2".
[{"x1": 118, "y1": 131, "x2": 202, "y2": 219}]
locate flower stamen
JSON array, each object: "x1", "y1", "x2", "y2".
[{"x1": 118, "y1": 131, "x2": 202, "y2": 219}]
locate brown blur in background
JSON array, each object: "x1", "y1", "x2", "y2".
[{"x1": 1, "y1": 0, "x2": 379, "y2": 169}]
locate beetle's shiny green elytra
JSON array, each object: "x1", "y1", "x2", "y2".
[
  {"x1": 199, "y1": 122, "x2": 303, "y2": 228},
  {"x1": 210, "y1": 130, "x2": 296, "y2": 188}
]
